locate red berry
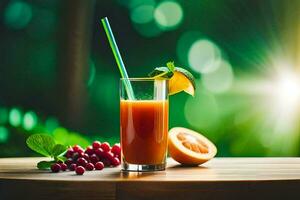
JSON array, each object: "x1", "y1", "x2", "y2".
[
  {"x1": 78, "y1": 152, "x2": 84, "y2": 159},
  {"x1": 73, "y1": 145, "x2": 81, "y2": 151},
  {"x1": 90, "y1": 154, "x2": 99, "y2": 164},
  {"x1": 60, "y1": 163, "x2": 68, "y2": 171},
  {"x1": 100, "y1": 142, "x2": 110, "y2": 152},
  {"x1": 78, "y1": 152, "x2": 84, "y2": 157},
  {"x1": 75, "y1": 166, "x2": 85, "y2": 175},
  {"x1": 79, "y1": 152, "x2": 90, "y2": 161},
  {"x1": 111, "y1": 143, "x2": 121, "y2": 156},
  {"x1": 51, "y1": 163, "x2": 61, "y2": 173},
  {"x1": 77, "y1": 157, "x2": 88, "y2": 167},
  {"x1": 104, "y1": 151, "x2": 114, "y2": 161},
  {"x1": 78, "y1": 149, "x2": 84, "y2": 154},
  {"x1": 85, "y1": 146, "x2": 94, "y2": 155},
  {"x1": 65, "y1": 149, "x2": 74, "y2": 158},
  {"x1": 65, "y1": 158, "x2": 73, "y2": 166},
  {"x1": 111, "y1": 157, "x2": 120, "y2": 167},
  {"x1": 85, "y1": 163, "x2": 94, "y2": 171},
  {"x1": 101, "y1": 158, "x2": 111, "y2": 167},
  {"x1": 73, "y1": 145, "x2": 84, "y2": 153},
  {"x1": 69, "y1": 163, "x2": 77, "y2": 171},
  {"x1": 95, "y1": 162, "x2": 104, "y2": 170},
  {"x1": 94, "y1": 148, "x2": 104, "y2": 158},
  {"x1": 92, "y1": 141, "x2": 101, "y2": 149}
]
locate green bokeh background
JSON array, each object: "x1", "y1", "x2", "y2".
[{"x1": 1, "y1": 0, "x2": 300, "y2": 157}]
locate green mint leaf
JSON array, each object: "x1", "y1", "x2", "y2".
[
  {"x1": 37, "y1": 160, "x2": 56, "y2": 169},
  {"x1": 55, "y1": 156, "x2": 66, "y2": 162},
  {"x1": 166, "y1": 61, "x2": 175, "y2": 72},
  {"x1": 26, "y1": 134, "x2": 56, "y2": 157},
  {"x1": 148, "y1": 67, "x2": 174, "y2": 78},
  {"x1": 51, "y1": 144, "x2": 67, "y2": 157}
]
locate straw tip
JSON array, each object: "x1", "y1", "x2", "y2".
[{"x1": 101, "y1": 17, "x2": 108, "y2": 22}]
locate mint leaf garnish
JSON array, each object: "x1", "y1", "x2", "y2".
[
  {"x1": 51, "y1": 144, "x2": 66, "y2": 157},
  {"x1": 37, "y1": 160, "x2": 56, "y2": 170},
  {"x1": 149, "y1": 61, "x2": 177, "y2": 79},
  {"x1": 26, "y1": 134, "x2": 68, "y2": 169},
  {"x1": 26, "y1": 134, "x2": 56, "y2": 157},
  {"x1": 166, "y1": 61, "x2": 175, "y2": 72},
  {"x1": 148, "y1": 67, "x2": 174, "y2": 78}
]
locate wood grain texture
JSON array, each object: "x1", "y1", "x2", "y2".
[{"x1": 0, "y1": 157, "x2": 300, "y2": 200}]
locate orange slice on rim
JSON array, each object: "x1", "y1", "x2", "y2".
[
  {"x1": 148, "y1": 63, "x2": 196, "y2": 96},
  {"x1": 168, "y1": 127, "x2": 217, "y2": 165},
  {"x1": 168, "y1": 68, "x2": 196, "y2": 96}
]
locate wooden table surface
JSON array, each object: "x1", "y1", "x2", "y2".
[{"x1": 0, "y1": 157, "x2": 300, "y2": 200}]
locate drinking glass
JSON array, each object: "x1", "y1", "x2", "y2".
[{"x1": 120, "y1": 78, "x2": 169, "y2": 171}]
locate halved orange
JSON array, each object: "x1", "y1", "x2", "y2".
[{"x1": 168, "y1": 127, "x2": 217, "y2": 165}]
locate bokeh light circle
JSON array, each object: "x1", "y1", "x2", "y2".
[
  {"x1": 117, "y1": 0, "x2": 155, "y2": 9},
  {"x1": 4, "y1": 1, "x2": 32, "y2": 29},
  {"x1": 129, "y1": 0, "x2": 155, "y2": 9},
  {"x1": 131, "y1": 5, "x2": 154, "y2": 24},
  {"x1": 9, "y1": 108, "x2": 22, "y2": 127},
  {"x1": 202, "y1": 60, "x2": 234, "y2": 93},
  {"x1": 188, "y1": 39, "x2": 222, "y2": 74},
  {"x1": 184, "y1": 83, "x2": 219, "y2": 130},
  {"x1": 154, "y1": 1, "x2": 183, "y2": 30},
  {"x1": 23, "y1": 111, "x2": 38, "y2": 131},
  {"x1": 0, "y1": 126, "x2": 9, "y2": 143},
  {"x1": 45, "y1": 117, "x2": 59, "y2": 132},
  {"x1": 177, "y1": 31, "x2": 203, "y2": 66},
  {"x1": 128, "y1": 0, "x2": 162, "y2": 37}
]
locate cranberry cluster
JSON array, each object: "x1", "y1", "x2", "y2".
[{"x1": 50, "y1": 141, "x2": 121, "y2": 175}]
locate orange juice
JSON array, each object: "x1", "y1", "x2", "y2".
[{"x1": 120, "y1": 100, "x2": 168, "y2": 165}]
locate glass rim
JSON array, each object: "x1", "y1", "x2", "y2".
[{"x1": 120, "y1": 78, "x2": 168, "y2": 81}]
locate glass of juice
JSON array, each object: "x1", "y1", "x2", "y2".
[{"x1": 120, "y1": 78, "x2": 168, "y2": 171}]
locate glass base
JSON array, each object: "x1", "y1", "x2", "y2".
[{"x1": 122, "y1": 161, "x2": 166, "y2": 172}]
